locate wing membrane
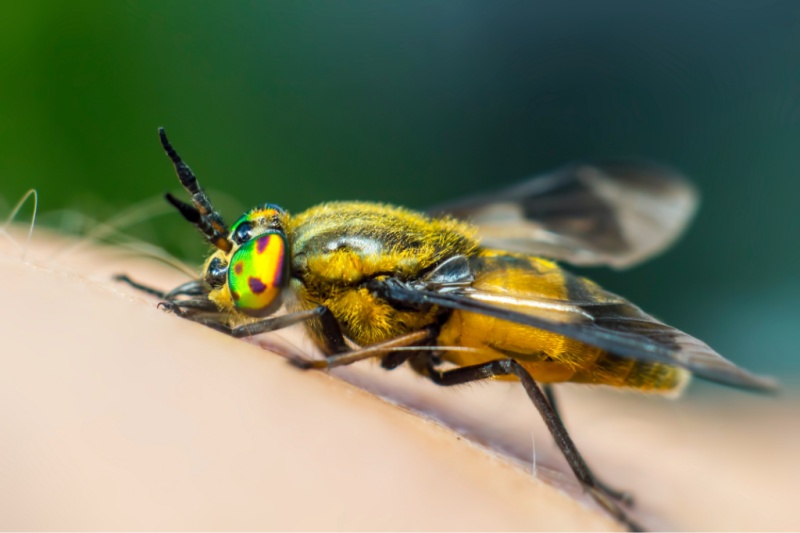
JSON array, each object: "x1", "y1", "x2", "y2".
[
  {"x1": 429, "y1": 160, "x2": 698, "y2": 268},
  {"x1": 374, "y1": 278, "x2": 776, "y2": 392}
]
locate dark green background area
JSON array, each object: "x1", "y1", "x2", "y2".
[{"x1": 1, "y1": 1, "x2": 798, "y2": 379}]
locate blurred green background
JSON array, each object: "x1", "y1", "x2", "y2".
[{"x1": 1, "y1": 1, "x2": 797, "y2": 380}]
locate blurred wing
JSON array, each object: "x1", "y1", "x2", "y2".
[
  {"x1": 374, "y1": 278, "x2": 777, "y2": 392},
  {"x1": 429, "y1": 160, "x2": 698, "y2": 269}
]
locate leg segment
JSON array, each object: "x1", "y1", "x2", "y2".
[
  {"x1": 426, "y1": 358, "x2": 642, "y2": 532},
  {"x1": 115, "y1": 274, "x2": 206, "y2": 300},
  {"x1": 380, "y1": 350, "x2": 413, "y2": 370},
  {"x1": 543, "y1": 384, "x2": 633, "y2": 505},
  {"x1": 227, "y1": 307, "x2": 329, "y2": 338},
  {"x1": 165, "y1": 279, "x2": 207, "y2": 299},
  {"x1": 159, "y1": 298, "x2": 219, "y2": 312},
  {"x1": 115, "y1": 274, "x2": 169, "y2": 299},
  {"x1": 180, "y1": 306, "x2": 326, "y2": 338},
  {"x1": 292, "y1": 328, "x2": 437, "y2": 370},
  {"x1": 317, "y1": 306, "x2": 349, "y2": 354}
]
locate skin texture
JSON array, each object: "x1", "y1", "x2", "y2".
[{"x1": 0, "y1": 228, "x2": 797, "y2": 531}]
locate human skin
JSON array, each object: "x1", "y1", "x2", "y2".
[{"x1": 0, "y1": 229, "x2": 797, "y2": 531}]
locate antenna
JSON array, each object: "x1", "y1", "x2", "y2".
[{"x1": 159, "y1": 128, "x2": 232, "y2": 252}]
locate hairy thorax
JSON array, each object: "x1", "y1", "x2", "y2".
[{"x1": 287, "y1": 201, "x2": 479, "y2": 347}]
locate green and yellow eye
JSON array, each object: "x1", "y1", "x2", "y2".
[{"x1": 227, "y1": 231, "x2": 289, "y2": 315}]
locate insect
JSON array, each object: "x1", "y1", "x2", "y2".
[{"x1": 118, "y1": 129, "x2": 776, "y2": 531}]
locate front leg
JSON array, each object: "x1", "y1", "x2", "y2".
[
  {"x1": 116, "y1": 273, "x2": 328, "y2": 339},
  {"x1": 165, "y1": 301, "x2": 330, "y2": 339}
]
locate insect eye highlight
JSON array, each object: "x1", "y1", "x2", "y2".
[
  {"x1": 232, "y1": 221, "x2": 255, "y2": 245},
  {"x1": 227, "y1": 231, "x2": 289, "y2": 316}
]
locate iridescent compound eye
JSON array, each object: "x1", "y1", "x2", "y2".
[{"x1": 227, "y1": 231, "x2": 289, "y2": 315}]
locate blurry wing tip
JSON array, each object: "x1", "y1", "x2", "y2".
[
  {"x1": 743, "y1": 373, "x2": 780, "y2": 394},
  {"x1": 690, "y1": 351, "x2": 779, "y2": 393}
]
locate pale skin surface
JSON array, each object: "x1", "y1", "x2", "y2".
[{"x1": 0, "y1": 228, "x2": 797, "y2": 531}]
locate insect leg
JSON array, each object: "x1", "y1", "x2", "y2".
[
  {"x1": 380, "y1": 350, "x2": 413, "y2": 370},
  {"x1": 227, "y1": 307, "x2": 330, "y2": 338},
  {"x1": 115, "y1": 274, "x2": 208, "y2": 301},
  {"x1": 317, "y1": 306, "x2": 349, "y2": 354},
  {"x1": 167, "y1": 312, "x2": 238, "y2": 335},
  {"x1": 292, "y1": 328, "x2": 437, "y2": 370},
  {"x1": 157, "y1": 300, "x2": 327, "y2": 339},
  {"x1": 425, "y1": 358, "x2": 642, "y2": 532},
  {"x1": 114, "y1": 274, "x2": 169, "y2": 299},
  {"x1": 543, "y1": 385, "x2": 633, "y2": 505},
  {"x1": 159, "y1": 298, "x2": 219, "y2": 312},
  {"x1": 165, "y1": 279, "x2": 207, "y2": 298},
  {"x1": 118, "y1": 275, "x2": 223, "y2": 314}
]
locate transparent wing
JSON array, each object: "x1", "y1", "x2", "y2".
[
  {"x1": 429, "y1": 160, "x2": 698, "y2": 269},
  {"x1": 373, "y1": 275, "x2": 777, "y2": 392}
]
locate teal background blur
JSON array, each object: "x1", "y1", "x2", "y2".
[{"x1": 1, "y1": 1, "x2": 798, "y2": 380}]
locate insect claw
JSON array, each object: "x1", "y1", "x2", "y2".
[{"x1": 157, "y1": 300, "x2": 184, "y2": 316}]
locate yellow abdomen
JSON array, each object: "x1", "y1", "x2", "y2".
[{"x1": 437, "y1": 250, "x2": 687, "y2": 392}]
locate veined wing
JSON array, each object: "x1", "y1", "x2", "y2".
[{"x1": 429, "y1": 160, "x2": 698, "y2": 269}]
